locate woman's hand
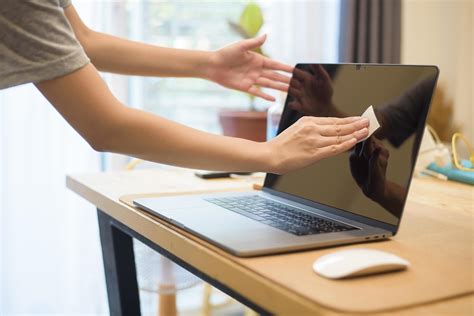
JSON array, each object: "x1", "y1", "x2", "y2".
[
  {"x1": 205, "y1": 35, "x2": 293, "y2": 101},
  {"x1": 266, "y1": 116, "x2": 369, "y2": 174}
]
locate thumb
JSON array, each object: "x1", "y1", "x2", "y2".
[{"x1": 243, "y1": 34, "x2": 267, "y2": 50}]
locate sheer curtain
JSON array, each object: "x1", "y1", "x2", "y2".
[
  {"x1": 0, "y1": 2, "x2": 109, "y2": 315},
  {"x1": 0, "y1": 83, "x2": 107, "y2": 314},
  {"x1": 264, "y1": 1, "x2": 341, "y2": 65}
]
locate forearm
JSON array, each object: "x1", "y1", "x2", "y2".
[
  {"x1": 65, "y1": 6, "x2": 211, "y2": 78},
  {"x1": 104, "y1": 106, "x2": 271, "y2": 171},
  {"x1": 81, "y1": 30, "x2": 211, "y2": 78}
]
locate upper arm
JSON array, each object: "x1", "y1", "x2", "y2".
[{"x1": 35, "y1": 64, "x2": 126, "y2": 151}]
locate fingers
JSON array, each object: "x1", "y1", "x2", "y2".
[
  {"x1": 319, "y1": 128, "x2": 368, "y2": 146},
  {"x1": 262, "y1": 69, "x2": 292, "y2": 84},
  {"x1": 256, "y1": 77, "x2": 289, "y2": 93},
  {"x1": 318, "y1": 137, "x2": 358, "y2": 160},
  {"x1": 263, "y1": 57, "x2": 294, "y2": 73},
  {"x1": 242, "y1": 34, "x2": 267, "y2": 51},
  {"x1": 248, "y1": 85, "x2": 275, "y2": 102},
  {"x1": 310, "y1": 116, "x2": 366, "y2": 126},
  {"x1": 318, "y1": 117, "x2": 369, "y2": 136}
]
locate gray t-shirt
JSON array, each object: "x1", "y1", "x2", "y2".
[{"x1": 0, "y1": 0, "x2": 90, "y2": 89}]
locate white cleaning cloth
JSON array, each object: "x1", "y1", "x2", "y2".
[{"x1": 359, "y1": 105, "x2": 380, "y2": 142}]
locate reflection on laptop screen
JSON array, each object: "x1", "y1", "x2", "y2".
[{"x1": 264, "y1": 64, "x2": 438, "y2": 226}]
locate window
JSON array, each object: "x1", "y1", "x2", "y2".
[
  {"x1": 121, "y1": 1, "x2": 249, "y2": 134},
  {"x1": 116, "y1": 0, "x2": 342, "y2": 134}
]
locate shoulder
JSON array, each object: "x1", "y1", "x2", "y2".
[
  {"x1": 0, "y1": 0, "x2": 66, "y2": 16},
  {"x1": 0, "y1": 0, "x2": 89, "y2": 90}
]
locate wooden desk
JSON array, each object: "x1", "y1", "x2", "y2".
[{"x1": 67, "y1": 167, "x2": 474, "y2": 315}]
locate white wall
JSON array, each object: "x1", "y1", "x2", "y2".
[{"x1": 401, "y1": 0, "x2": 473, "y2": 141}]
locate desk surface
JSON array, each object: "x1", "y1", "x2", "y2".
[{"x1": 67, "y1": 167, "x2": 474, "y2": 314}]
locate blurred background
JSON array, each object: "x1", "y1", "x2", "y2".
[{"x1": 0, "y1": 0, "x2": 472, "y2": 315}]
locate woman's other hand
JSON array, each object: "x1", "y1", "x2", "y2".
[{"x1": 206, "y1": 35, "x2": 293, "y2": 101}]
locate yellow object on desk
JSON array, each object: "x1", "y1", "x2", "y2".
[{"x1": 452, "y1": 132, "x2": 474, "y2": 171}]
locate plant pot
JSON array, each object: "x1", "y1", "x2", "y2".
[{"x1": 218, "y1": 110, "x2": 267, "y2": 142}]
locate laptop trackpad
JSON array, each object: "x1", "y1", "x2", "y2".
[
  {"x1": 144, "y1": 201, "x2": 285, "y2": 248},
  {"x1": 135, "y1": 196, "x2": 305, "y2": 255},
  {"x1": 159, "y1": 206, "x2": 265, "y2": 234}
]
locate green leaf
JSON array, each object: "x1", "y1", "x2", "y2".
[
  {"x1": 239, "y1": 2, "x2": 264, "y2": 38},
  {"x1": 228, "y1": 21, "x2": 251, "y2": 39}
]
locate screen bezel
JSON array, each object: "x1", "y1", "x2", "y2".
[{"x1": 263, "y1": 63, "x2": 440, "y2": 234}]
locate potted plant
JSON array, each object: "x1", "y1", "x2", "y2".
[{"x1": 218, "y1": 1, "x2": 267, "y2": 142}]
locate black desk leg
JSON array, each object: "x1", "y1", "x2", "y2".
[{"x1": 97, "y1": 209, "x2": 141, "y2": 316}]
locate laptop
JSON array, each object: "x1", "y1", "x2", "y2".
[{"x1": 134, "y1": 63, "x2": 439, "y2": 257}]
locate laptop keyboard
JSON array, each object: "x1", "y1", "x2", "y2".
[{"x1": 204, "y1": 195, "x2": 357, "y2": 236}]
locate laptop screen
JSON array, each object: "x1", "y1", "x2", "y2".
[{"x1": 264, "y1": 64, "x2": 438, "y2": 226}]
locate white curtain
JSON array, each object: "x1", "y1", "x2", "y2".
[
  {"x1": 0, "y1": 86, "x2": 108, "y2": 314},
  {"x1": 264, "y1": 0, "x2": 341, "y2": 65},
  {"x1": 0, "y1": 2, "x2": 110, "y2": 315}
]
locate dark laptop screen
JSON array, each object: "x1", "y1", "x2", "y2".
[{"x1": 264, "y1": 64, "x2": 438, "y2": 226}]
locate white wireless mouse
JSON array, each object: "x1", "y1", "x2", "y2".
[{"x1": 313, "y1": 249, "x2": 409, "y2": 279}]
